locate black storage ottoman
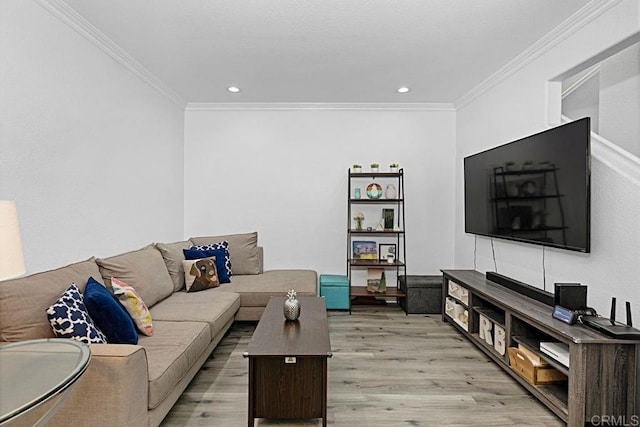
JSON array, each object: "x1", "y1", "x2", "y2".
[{"x1": 399, "y1": 275, "x2": 443, "y2": 314}]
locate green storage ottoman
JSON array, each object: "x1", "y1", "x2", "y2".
[
  {"x1": 319, "y1": 274, "x2": 350, "y2": 310},
  {"x1": 399, "y1": 275, "x2": 443, "y2": 314}
]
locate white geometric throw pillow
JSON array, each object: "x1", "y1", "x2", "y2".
[{"x1": 46, "y1": 283, "x2": 107, "y2": 344}]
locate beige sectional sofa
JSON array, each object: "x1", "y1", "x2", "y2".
[{"x1": 0, "y1": 232, "x2": 317, "y2": 426}]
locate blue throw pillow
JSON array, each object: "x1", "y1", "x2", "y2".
[
  {"x1": 183, "y1": 248, "x2": 231, "y2": 283},
  {"x1": 191, "y1": 241, "x2": 233, "y2": 278},
  {"x1": 46, "y1": 283, "x2": 107, "y2": 344},
  {"x1": 84, "y1": 277, "x2": 138, "y2": 344}
]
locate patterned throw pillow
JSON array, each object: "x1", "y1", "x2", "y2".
[
  {"x1": 84, "y1": 277, "x2": 138, "y2": 344},
  {"x1": 183, "y1": 246, "x2": 231, "y2": 284},
  {"x1": 46, "y1": 283, "x2": 107, "y2": 344},
  {"x1": 191, "y1": 241, "x2": 232, "y2": 277},
  {"x1": 182, "y1": 257, "x2": 220, "y2": 292},
  {"x1": 111, "y1": 277, "x2": 153, "y2": 336}
]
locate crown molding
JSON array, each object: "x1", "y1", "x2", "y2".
[
  {"x1": 454, "y1": 0, "x2": 622, "y2": 109},
  {"x1": 34, "y1": 0, "x2": 187, "y2": 109},
  {"x1": 185, "y1": 102, "x2": 456, "y2": 111}
]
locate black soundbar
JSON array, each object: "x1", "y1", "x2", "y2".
[{"x1": 486, "y1": 272, "x2": 555, "y2": 306}]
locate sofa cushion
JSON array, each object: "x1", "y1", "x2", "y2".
[
  {"x1": 111, "y1": 277, "x2": 153, "y2": 336},
  {"x1": 96, "y1": 245, "x2": 174, "y2": 308},
  {"x1": 154, "y1": 240, "x2": 192, "y2": 292},
  {"x1": 137, "y1": 320, "x2": 211, "y2": 410},
  {"x1": 182, "y1": 258, "x2": 220, "y2": 292},
  {"x1": 214, "y1": 270, "x2": 317, "y2": 307},
  {"x1": 183, "y1": 247, "x2": 231, "y2": 284},
  {"x1": 84, "y1": 277, "x2": 138, "y2": 344},
  {"x1": 46, "y1": 283, "x2": 108, "y2": 344},
  {"x1": 0, "y1": 257, "x2": 102, "y2": 342},
  {"x1": 150, "y1": 290, "x2": 240, "y2": 339},
  {"x1": 190, "y1": 232, "x2": 261, "y2": 275}
]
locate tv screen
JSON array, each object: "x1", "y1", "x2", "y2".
[{"x1": 464, "y1": 118, "x2": 591, "y2": 252}]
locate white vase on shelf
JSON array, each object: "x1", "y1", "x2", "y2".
[{"x1": 385, "y1": 184, "x2": 397, "y2": 199}]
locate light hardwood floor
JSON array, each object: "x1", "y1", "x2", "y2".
[{"x1": 161, "y1": 305, "x2": 563, "y2": 426}]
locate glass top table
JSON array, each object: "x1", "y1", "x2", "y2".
[{"x1": 0, "y1": 338, "x2": 91, "y2": 426}]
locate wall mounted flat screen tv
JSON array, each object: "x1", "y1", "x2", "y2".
[{"x1": 464, "y1": 118, "x2": 591, "y2": 252}]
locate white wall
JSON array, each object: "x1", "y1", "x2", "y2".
[
  {"x1": 562, "y1": 70, "x2": 600, "y2": 132},
  {"x1": 455, "y1": 1, "x2": 640, "y2": 322},
  {"x1": 184, "y1": 108, "x2": 456, "y2": 276},
  {"x1": 599, "y1": 42, "x2": 640, "y2": 158},
  {"x1": 0, "y1": 1, "x2": 185, "y2": 273}
]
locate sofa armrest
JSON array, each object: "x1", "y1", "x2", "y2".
[{"x1": 48, "y1": 344, "x2": 149, "y2": 427}]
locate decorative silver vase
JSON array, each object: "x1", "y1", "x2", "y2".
[{"x1": 284, "y1": 289, "x2": 301, "y2": 321}]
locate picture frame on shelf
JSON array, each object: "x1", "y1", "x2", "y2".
[
  {"x1": 378, "y1": 243, "x2": 396, "y2": 262},
  {"x1": 367, "y1": 268, "x2": 386, "y2": 292},
  {"x1": 352, "y1": 241, "x2": 377, "y2": 260},
  {"x1": 383, "y1": 208, "x2": 394, "y2": 230}
]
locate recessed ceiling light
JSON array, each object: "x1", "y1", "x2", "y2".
[
  {"x1": 227, "y1": 86, "x2": 241, "y2": 93},
  {"x1": 397, "y1": 86, "x2": 410, "y2": 93}
]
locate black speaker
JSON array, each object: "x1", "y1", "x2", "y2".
[
  {"x1": 486, "y1": 272, "x2": 555, "y2": 306},
  {"x1": 554, "y1": 283, "x2": 587, "y2": 310}
]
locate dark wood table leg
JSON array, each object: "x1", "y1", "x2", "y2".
[
  {"x1": 322, "y1": 358, "x2": 328, "y2": 427},
  {"x1": 247, "y1": 357, "x2": 254, "y2": 427}
]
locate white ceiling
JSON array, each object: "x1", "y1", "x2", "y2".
[{"x1": 61, "y1": 0, "x2": 592, "y2": 104}]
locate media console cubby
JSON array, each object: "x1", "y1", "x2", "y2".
[{"x1": 441, "y1": 270, "x2": 640, "y2": 427}]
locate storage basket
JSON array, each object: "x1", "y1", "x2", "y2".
[{"x1": 508, "y1": 347, "x2": 566, "y2": 385}]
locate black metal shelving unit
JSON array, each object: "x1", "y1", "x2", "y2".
[{"x1": 346, "y1": 168, "x2": 407, "y2": 313}]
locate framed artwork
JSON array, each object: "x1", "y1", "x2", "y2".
[
  {"x1": 383, "y1": 208, "x2": 394, "y2": 230},
  {"x1": 378, "y1": 243, "x2": 397, "y2": 262},
  {"x1": 367, "y1": 268, "x2": 386, "y2": 293},
  {"x1": 352, "y1": 241, "x2": 377, "y2": 260}
]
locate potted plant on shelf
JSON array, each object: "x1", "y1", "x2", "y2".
[
  {"x1": 353, "y1": 212, "x2": 365, "y2": 231},
  {"x1": 352, "y1": 164, "x2": 362, "y2": 173},
  {"x1": 370, "y1": 163, "x2": 379, "y2": 173},
  {"x1": 522, "y1": 160, "x2": 534, "y2": 170},
  {"x1": 389, "y1": 163, "x2": 399, "y2": 173}
]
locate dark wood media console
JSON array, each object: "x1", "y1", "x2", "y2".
[{"x1": 441, "y1": 270, "x2": 640, "y2": 427}]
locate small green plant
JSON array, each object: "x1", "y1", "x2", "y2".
[
  {"x1": 370, "y1": 163, "x2": 379, "y2": 168},
  {"x1": 352, "y1": 164, "x2": 362, "y2": 168},
  {"x1": 389, "y1": 163, "x2": 399, "y2": 168}
]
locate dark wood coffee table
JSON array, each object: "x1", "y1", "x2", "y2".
[{"x1": 244, "y1": 296, "x2": 332, "y2": 427}]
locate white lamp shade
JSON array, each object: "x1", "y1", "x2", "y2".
[{"x1": 0, "y1": 201, "x2": 26, "y2": 281}]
